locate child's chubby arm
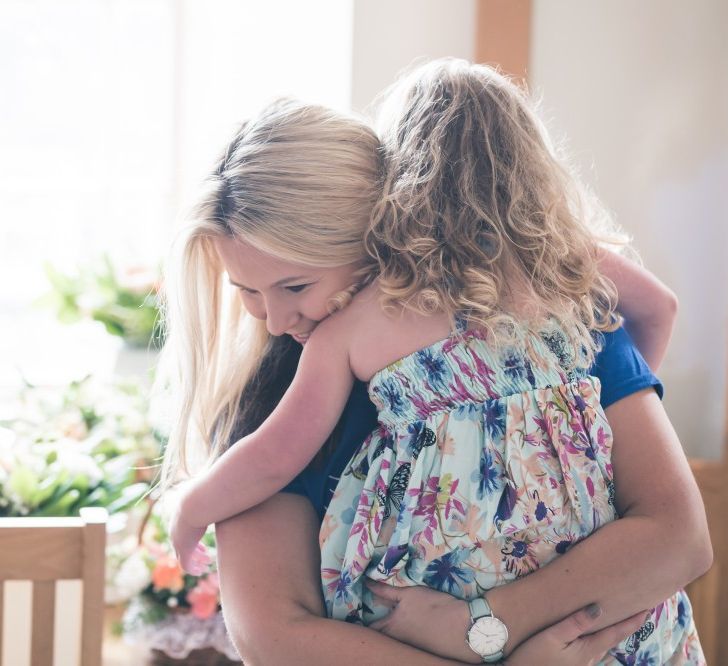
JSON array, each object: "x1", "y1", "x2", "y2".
[
  {"x1": 179, "y1": 310, "x2": 356, "y2": 531},
  {"x1": 365, "y1": 389, "x2": 712, "y2": 661},
  {"x1": 598, "y1": 248, "x2": 678, "y2": 371}
]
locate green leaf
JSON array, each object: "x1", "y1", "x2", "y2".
[
  {"x1": 69, "y1": 473, "x2": 91, "y2": 493},
  {"x1": 91, "y1": 311, "x2": 125, "y2": 337},
  {"x1": 8, "y1": 466, "x2": 40, "y2": 506},
  {"x1": 33, "y1": 475, "x2": 64, "y2": 506},
  {"x1": 77, "y1": 485, "x2": 109, "y2": 508},
  {"x1": 33, "y1": 489, "x2": 81, "y2": 517},
  {"x1": 105, "y1": 483, "x2": 150, "y2": 514}
]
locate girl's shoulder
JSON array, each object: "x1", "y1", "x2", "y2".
[
  {"x1": 305, "y1": 284, "x2": 377, "y2": 357},
  {"x1": 345, "y1": 284, "x2": 453, "y2": 382},
  {"x1": 324, "y1": 281, "x2": 380, "y2": 332}
]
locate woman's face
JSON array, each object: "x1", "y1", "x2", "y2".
[{"x1": 214, "y1": 236, "x2": 359, "y2": 344}]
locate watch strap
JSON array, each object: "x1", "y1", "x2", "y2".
[{"x1": 468, "y1": 596, "x2": 493, "y2": 621}]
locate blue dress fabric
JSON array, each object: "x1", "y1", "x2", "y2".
[
  {"x1": 312, "y1": 322, "x2": 702, "y2": 664},
  {"x1": 282, "y1": 327, "x2": 662, "y2": 522}
]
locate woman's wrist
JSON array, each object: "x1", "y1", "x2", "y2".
[
  {"x1": 482, "y1": 587, "x2": 528, "y2": 656},
  {"x1": 451, "y1": 599, "x2": 483, "y2": 664}
]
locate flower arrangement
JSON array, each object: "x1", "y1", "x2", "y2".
[
  {"x1": 1, "y1": 297, "x2": 239, "y2": 663},
  {"x1": 117, "y1": 503, "x2": 240, "y2": 664},
  {"x1": 41, "y1": 255, "x2": 164, "y2": 348},
  {"x1": 122, "y1": 508, "x2": 220, "y2": 622},
  {"x1": 0, "y1": 375, "x2": 160, "y2": 517}
]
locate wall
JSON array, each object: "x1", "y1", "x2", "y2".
[
  {"x1": 530, "y1": 0, "x2": 728, "y2": 458},
  {"x1": 350, "y1": 0, "x2": 476, "y2": 113},
  {"x1": 175, "y1": 0, "x2": 355, "y2": 210},
  {"x1": 350, "y1": 0, "x2": 727, "y2": 457}
]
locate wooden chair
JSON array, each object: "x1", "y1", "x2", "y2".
[
  {"x1": 0, "y1": 507, "x2": 107, "y2": 666},
  {"x1": 686, "y1": 451, "x2": 728, "y2": 665}
]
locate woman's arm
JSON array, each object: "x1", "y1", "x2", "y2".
[
  {"x1": 215, "y1": 492, "x2": 468, "y2": 665},
  {"x1": 598, "y1": 249, "x2": 678, "y2": 370},
  {"x1": 215, "y1": 492, "x2": 646, "y2": 666},
  {"x1": 486, "y1": 388, "x2": 712, "y2": 650},
  {"x1": 367, "y1": 389, "x2": 712, "y2": 661}
]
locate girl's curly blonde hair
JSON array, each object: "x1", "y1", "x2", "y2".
[{"x1": 368, "y1": 58, "x2": 623, "y2": 367}]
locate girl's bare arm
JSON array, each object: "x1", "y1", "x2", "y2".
[
  {"x1": 181, "y1": 313, "x2": 354, "y2": 528},
  {"x1": 598, "y1": 249, "x2": 678, "y2": 371}
]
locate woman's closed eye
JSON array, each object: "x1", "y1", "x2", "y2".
[
  {"x1": 285, "y1": 284, "x2": 310, "y2": 293},
  {"x1": 236, "y1": 283, "x2": 312, "y2": 295}
]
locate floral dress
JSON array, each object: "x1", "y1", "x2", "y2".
[{"x1": 320, "y1": 322, "x2": 704, "y2": 665}]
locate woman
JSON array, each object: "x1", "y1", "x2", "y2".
[{"x1": 160, "y1": 97, "x2": 710, "y2": 664}]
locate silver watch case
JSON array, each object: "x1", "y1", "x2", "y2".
[{"x1": 466, "y1": 612, "x2": 508, "y2": 662}]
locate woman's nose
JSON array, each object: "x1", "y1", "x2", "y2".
[{"x1": 264, "y1": 301, "x2": 299, "y2": 337}]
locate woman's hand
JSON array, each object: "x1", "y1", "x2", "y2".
[
  {"x1": 367, "y1": 582, "x2": 646, "y2": 665},
  {"x1": 506, "y1": 605, "x2": 647, "y2": 666},
  {"x1": 168, "y1": 495, "x2": 212, "y2": 575},
  {"x1": 366, "y1": 581, "x2": 480, "y2": 663}
]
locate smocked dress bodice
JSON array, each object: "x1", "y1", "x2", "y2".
[{"x1": 319, "y1": 324, "x2": 704, "y2": 664}]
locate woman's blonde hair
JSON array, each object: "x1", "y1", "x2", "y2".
[
  {"x1": 368, "y1": 58, "x2": 623, "y2": 363},
  {"x1": 159, "y1": 99, "x2": 382, "y2": 487}
]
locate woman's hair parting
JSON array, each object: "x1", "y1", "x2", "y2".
[
  {"x1": 368, "y1": 58, "x2": 623, "y2": 361},
  {"x1": 158, "y1": 99, "x2": 382, "y2": 487}
]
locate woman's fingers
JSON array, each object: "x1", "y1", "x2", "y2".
[
  {"x1": 368, "y1": 616, "x2": 389, "y2": 631},
  {"x1": 578, "y1": 610, "x2": 647, "y2": 656},
  {"x1": 365, "y1": 580, "x2": 400, "y2": 631},
  {"x1": 365, "y1": 579, "x2": 400, "y2": 601},
  {"x1": 506, "y1": 606, "x2": 649, "y2": 666},
  {"x1": 188, "y1": 546, "x2": 212, "y2": 575},
  {"x1": 365, "y1": 580, "x2": 400, "y2": 609},
  {"x1": 546, "y1": 603, "x2": 604, "y2": 644}
]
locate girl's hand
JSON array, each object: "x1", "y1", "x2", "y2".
[
  {"x1": 506, "y1": 605, "x2": 647, "y2": 666},
  {"x1": 597, "y1": 248, "x2": 678, "y2": 371},
  {"x1": 168, "y1": 500, "x2": 212, "y2": 575}
]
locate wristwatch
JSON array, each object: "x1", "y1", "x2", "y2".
[{"x1": 465, "y1": 597, "x2": 509, "y2": 663}]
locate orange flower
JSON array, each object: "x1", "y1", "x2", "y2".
[
  {"x1": 186, "y1": 573, "x2": 220, "y2": 620},
  {"x1": 151, "y1": 555, "x2": 184, "y2": 593}
]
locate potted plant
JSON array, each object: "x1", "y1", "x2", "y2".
[{"x1": 40, "y1": 255, "x2": 164, "y2": 349}]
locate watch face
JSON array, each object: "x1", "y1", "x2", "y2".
[{"x1": 467, "y1": 616, "x2": 508, "y2": 656}]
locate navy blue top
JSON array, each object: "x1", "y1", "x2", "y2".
[{"x1": 283, "y1": 327, "x2": 662, "y2": 522}]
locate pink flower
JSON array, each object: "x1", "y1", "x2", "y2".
[{"x1": 186, "y1": 573, "x2": 220, "y2": 620}]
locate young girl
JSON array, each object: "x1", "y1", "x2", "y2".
[{"x1": 163, "y1": 64, "x2": 706, "y2": 664}]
